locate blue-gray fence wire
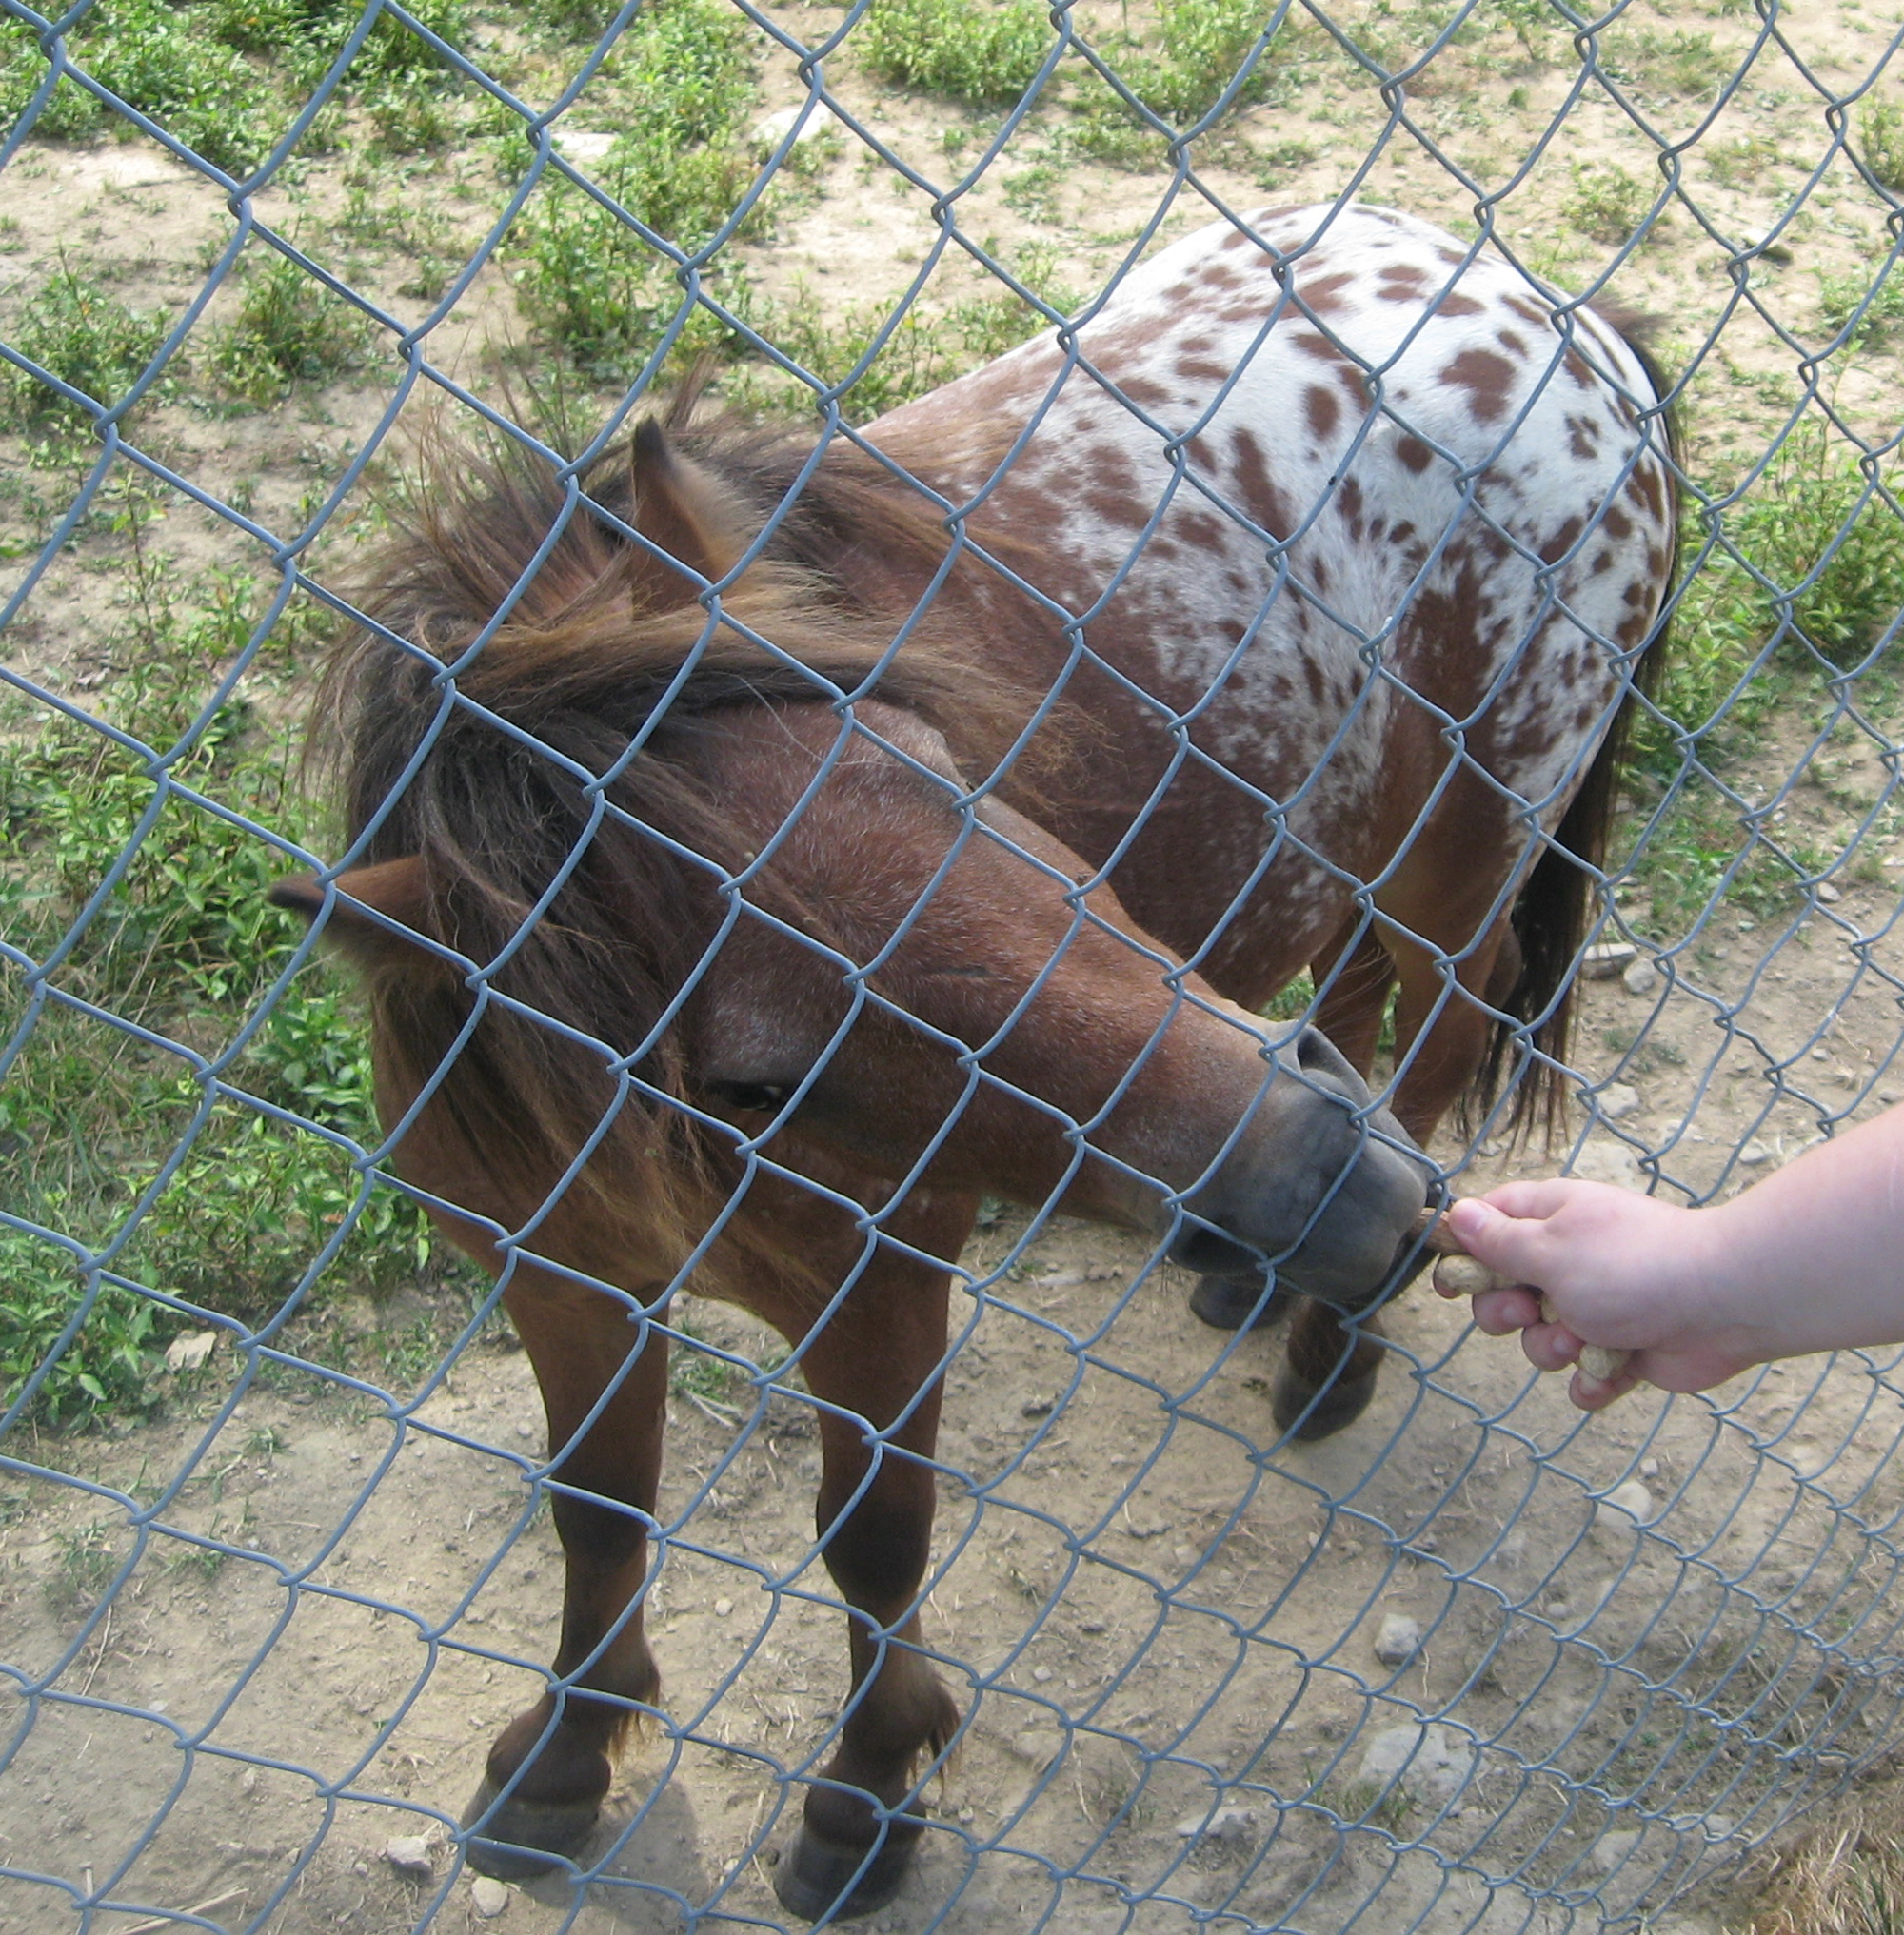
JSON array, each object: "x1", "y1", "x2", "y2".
[{"x1": 3, "y1": 0, "x2": 1904, "y2": 1929}]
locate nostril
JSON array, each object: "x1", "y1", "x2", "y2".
[{"x1": 1293, "y1": 1025, "x2": 1371, "y2": 1100}]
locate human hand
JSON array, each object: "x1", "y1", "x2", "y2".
[{"x1": 1441, "y1": 1181, "x2": 1756, "y2": 1410}]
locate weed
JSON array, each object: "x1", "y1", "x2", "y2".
[
  {"x1": 505, "y1": 0, "x2": 762, "y2": 379},
  {"x1": 1602, "y1": 27, "x2": 1730, "y2": 97},
  {"x1": 167, "y1": 1541, "x2": 227, "y2": 1581},
  {"x1": 364, "y1": 75, "x2": 459, "y2": 157},
  {"x1": 208, "y1": 0, "x2": 469, "y2": 89},
  {"x1": 1252, "y1": 136, "x2": 1315, "y2": 188},
  {"x1": 1144, "y1": 0, "x2": 1285, "y2": 119},
  {"x1": 50, "y1": 1519, "x2": 123, "y2": 1609},
  {"x1": 1073, "y1": 0, "x2": 1288, "y2": 159},
  {"x1": 0, "y1": 543, "x2": 434, "y2": 1428},
  {"x1": 210, "y1": 250, "x2": 372, "y2": 403},
  {"x1": 736, "y1": 245, "x2": 1074, "y2": 421},
  {"x1": 0, "y1": 1228, "x2": 164, "y2": 1428},
  {"x1": 859, "y1": 0, "x2": 1052, "y2": 109},
  {"x1": 3, "y1": 0, "x2": 277, "y2": 170},
  {"x1": 0, "y1": 262, "x2": 171, "y2": 444},
  {"x1": 1817, "y1": 260, "x2": 1904, "y2": 349},
  {"x1": 1855, "y1": 98, "x2": 1904, "y2": 194},
  {"x1": 1702, "y1": 134, "x2": 1783, "y2": 190},
  {"x1": 1724, "y1": 427, "x2": 1904, "y2": 671},
  {"x1": 1563, "y1": 160, "x2": 1652, "y2": 245},
  {"x1": 670, "y1": 1317, "x2": 741, "y2": 1407},
  {"x1": 1002, "y1": 160, "x2": 1062, "y2": 222}
]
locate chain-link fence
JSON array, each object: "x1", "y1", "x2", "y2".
[{"x1": 4, "y1": 0, "x2": 1904, "y2": 1930}]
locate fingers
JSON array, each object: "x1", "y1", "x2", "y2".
[
  {"x1": 1569, "y1": 1360, "x2": 1643, "y2": 1412},
  {"x1": 1467, "y1": 1285, "x2": 1543, "y2": 1334}
]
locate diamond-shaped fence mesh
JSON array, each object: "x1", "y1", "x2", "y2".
[{"x1": 3, "y1": 0, "x2": 1903, "y2": 1929}]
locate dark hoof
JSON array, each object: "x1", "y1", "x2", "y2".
[
  {"x1": 772, "y1": 1809, "x2": 922, "y2": 1921},
  {"x1": 1189, "y1": 1273, "x2": 1289, "y2": 1332},
  {"x1": 1272, "y1": 1364, "x2": 1379, "y2": 1441},
  {"x1": 461, "y1": 1774, "x2": 599, "y2": 1880}
]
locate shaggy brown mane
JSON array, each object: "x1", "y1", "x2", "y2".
[{"x1": 307, "y1": 409, "x2": 1055, "y2": 1272}]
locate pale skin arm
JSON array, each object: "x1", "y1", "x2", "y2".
[{"x1": 1442, "y1": 1102, "x2": 1904, "y2": 1411}]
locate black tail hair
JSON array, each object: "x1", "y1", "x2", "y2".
[{"x1": 1469, "y1": 316, "x2": 1679, "y2": 1143}]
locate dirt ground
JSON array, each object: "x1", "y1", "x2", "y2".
[
  {"x1": 10, "y1": 926, "x2": 1904, "y2": 1935},
  {"x1": 7, "y1": 0, "x2": 1904, "y2": 1929}
]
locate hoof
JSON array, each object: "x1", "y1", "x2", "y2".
[
  {"x1": 461, "y1": 1774, "x2": 599, "y2": 1880},
  {"x1": 1271, "y1": 1364, "x2": 1379, "y2": 1441},
  {"x1": 1188, "y1": 1273, "x2": 1289, "y2": 1332},
  {"x1": 772, "y1": 1809, "x2": 922, "y2": 1922}
]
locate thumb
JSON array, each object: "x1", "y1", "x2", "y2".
[{"x1": 1446, "y1": 1196, "x2": 1540, "y2": 1281}]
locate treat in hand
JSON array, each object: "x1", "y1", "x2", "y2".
[{"x1": 1408, "y1": 1203, "x2": 1631, "y2": 1387}]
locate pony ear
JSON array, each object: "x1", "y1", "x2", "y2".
[
  {"x1": 629, "y1": 416, "x2": 744, "y2": 587},
  {"x1": 268, "y1": 857, "x2": 437, "y2": 970}
]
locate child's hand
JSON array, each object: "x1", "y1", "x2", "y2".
[{"x1": 1442, "y1": 1182, "x2": 1756, "y2": 1409}]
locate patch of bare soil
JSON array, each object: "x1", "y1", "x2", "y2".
[{"x1": 7, "y1": 1076, "x2": 1904, "y2": 1935}]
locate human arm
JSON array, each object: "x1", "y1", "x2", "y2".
[{"x1": 1442, "y1": 1101, "x2": 1904, "y2": 1409}]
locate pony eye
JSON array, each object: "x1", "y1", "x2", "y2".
[{"x1": 710, "y1": 1081, "x2": 791, "y2": 1113}]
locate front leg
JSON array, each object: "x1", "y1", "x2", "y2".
[
  {"x1": 752, "y1": 1191, "x2": 974, "y2": 1922},
  {"x1": 462, "y1": 1265, "x2": 670, "y2": 1879}
]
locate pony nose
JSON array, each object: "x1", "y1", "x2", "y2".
[{"x1": 1292, "y1": 1023, "x2": 1374, "y2": 1102}]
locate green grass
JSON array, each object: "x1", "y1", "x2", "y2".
[
  {"x1": 1856, "y1": 98, "x2": 1904, "y2": 194},
  {"x1": 0, "y1": 262, "x2": 171, "y2": 444},
  {"x1": 1818, "y1": 258, "x2": 1904, "y2": 350},
  {"x1": 1071, "y1": 0, "x2": 1290, "y2": 162},
  {"x1": 0, "y1": 0, "x2": 472, "y2": 176},
  {"x1": 1624, "y1": 427, "x2": 1904, "y2": 931},
  {"x1": 1563, "y1": 161, "x2": 1653, "y2": 245},
  {"x1": 0, "y1": 531, "x2": 434, "y2": 1432},
  {"x1": 504, "y1": 0, "x2": 762, "y2": 380},
  {"x1": 859, "y1": 0, "x2": 1053, "y2": 109},
  {"x1": 1601, "y1": 26, "x2": 1731, "y2": 97},
  {"x1": 209, "y1": 249, "x2": 372, "y2": 403},
  {"x1": 1635, "y1": 426, "x2": 1904, "y2": 782},
  {"x1": 734, "y1": 245, "x2": 1075, "y2": 421}
]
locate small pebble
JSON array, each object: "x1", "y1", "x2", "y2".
[
  {"x1": 1598, "y1": 1083, "x2": 1641, "y2": 1122},
  {"x1": 1174, "y1": 1804, "x2": 1257, "y2": 1843},
  {"x1": 1621, "y1": 958, "x2": 1660, "y2": 997},
  {"x1": 1597, "y1": 1478, "x2": 1655, "y2": 1528},
  {"x1": 1737, "y1": 1140, "x2": 1774, "y2": 1167},
  {"x1": 1032, "y1": 1665, "x2": 1053, "y2": 1683},
  {"x1": 515, "y1": 1422, "x2": 536, "y2": 1440},
  {"x1": 1816, "y1": 881, "x2": 1842, "y2": 904},
  {"x1": 1020, "y1": 1397, "x2": 1053, "y2": 1419},
  {"x1": 714, "y1": 1597, "x2": 734, "y2": 1618},
  {"x1": 1374, "y1": 1613, "x2": 1423, "y2": 1666},
  {"x1": 383, "y1": 1834, "x2": 434, "y2": 1880},
  {"x1": 471, "y1": 1877, "x2": 509, "y2": 1919},
  {"x1": 1581, "y1": 941, "x2": 1636, "y2": 977},
  {"x1": 1639, "y1": 1457, "x2": 1659, "y2": 1479}
]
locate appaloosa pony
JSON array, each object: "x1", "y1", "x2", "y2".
[{"x1": 273, "y1": 203, "x2": 1675, "y2": 1915}]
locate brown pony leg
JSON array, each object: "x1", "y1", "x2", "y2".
[
  {"x1": 462, "y1": 1266, "x2": 670, "y2": 1880},
  {"x1": 1308, "y1": 916, "x2": 1398, "y2": 1077},
  {"x1": 1385, "y1": 915, "x2": 1518, "y2": 1145},
  {"x1": 752, "y1": 1193, "x2": 972, "y2": 1922}
]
